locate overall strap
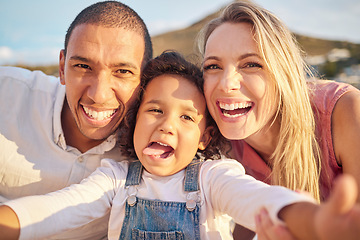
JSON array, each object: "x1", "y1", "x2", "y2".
[
  {"x1": 125, "y1": 160, "x2": 143, "y2": 187},
  {"x1": 184, "y1": 157, "x2": 202, "y2": 192}
]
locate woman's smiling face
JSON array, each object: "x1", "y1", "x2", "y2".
[
  {"x1": 202, "y1": 22, "x2": 277, "y2": 140},
  {"x1": 133, "y1": 74, "x2": 211, "y2": 176}
]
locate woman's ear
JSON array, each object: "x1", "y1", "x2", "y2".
[{"x1": 198, "y1": 126, "x2": 214, "y2": 150}]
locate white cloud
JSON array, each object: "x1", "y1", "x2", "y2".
[
  {"x1": 0, "y1": 47, "x2": 60, "y2": 66},
  {"x1": 0, "y1": 46, "x2": 14, "y2": 61}
]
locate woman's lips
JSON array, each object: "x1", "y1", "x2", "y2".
[{"x1": 218, "y1": 101, "x2": 253, "y2": 118}]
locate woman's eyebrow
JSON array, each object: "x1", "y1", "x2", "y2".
[{"x1": 203, "y1": 52, "x2": 261, "y2": 63}]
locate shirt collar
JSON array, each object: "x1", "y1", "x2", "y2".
[{"x1": 53, "y1": 82, "x2": 66, "y2": 149}]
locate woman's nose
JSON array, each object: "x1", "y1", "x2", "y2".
[{"x1": 220, "y1": 69, "x2": 242, "y2": 93}]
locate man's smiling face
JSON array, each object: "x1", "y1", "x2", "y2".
[{"x1": 59, "y1": 24, "x2": 145, "y2": 144}]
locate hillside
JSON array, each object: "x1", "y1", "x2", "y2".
[
  {"x1": 14, "y1": 2, "x2": 360, "y2": 76},
  {"x1": 152, "y1": 6, "x2": 360, "y2": 61},
  {"x1": 152, "y1": 11, "x2": 221, "y2": 59}
]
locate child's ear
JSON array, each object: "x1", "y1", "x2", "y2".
[{"x1": 198, "y1": 126, "x2": 213, "y2": 150}]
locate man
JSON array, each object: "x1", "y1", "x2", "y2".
[{"x1": 0, "y1": 1, "x2": 152, "y2": 239}]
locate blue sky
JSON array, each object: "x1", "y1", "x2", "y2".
[{"x1": 1, "y1": 0, "x2": 359, "y2": 66}]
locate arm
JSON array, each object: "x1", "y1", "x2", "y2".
[
  {"x1": 0, "y1": 205, "x2": 20, "y2": 240},
  {"x1": 254, "y1": 88, "x2": 360, "y2": 240},
  {"x1": 0, "y1": 159, "x2": 123, "y2": 239},
  {"x1": 255, "y1": 210, "x2": 296, "y2": 240},
  {"x1": 278, "y1": 174, "x2": 360, "y2": 240},
  {"x1": 255, "y1": 190, "x2": 313, "y2": 240},
  {"x1": 332, "y1": 90, "x2": 360, "y2": 202},
  {"x1": 202, "y1": 159, "x2": 315, "y2": 231}
]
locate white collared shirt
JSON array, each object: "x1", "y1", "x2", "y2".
[{"x1": 0, "y1": 66, "x2": 124, "y2": 239}]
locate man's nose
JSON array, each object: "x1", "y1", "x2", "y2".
[{"x1": 87, "y1": 72, "x2": 114, "y2": 103}]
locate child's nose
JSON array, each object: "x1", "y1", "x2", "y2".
[{"x1": 158, "y1": 117, "x2": 175, "y2": 135}]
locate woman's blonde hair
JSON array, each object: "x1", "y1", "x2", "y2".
[{"x1": 197, "y1": 1, "x2": 321, "y2": 201}]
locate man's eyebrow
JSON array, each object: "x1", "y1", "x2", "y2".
[
  {"x1": 69, "y1": 55, "x2": 90, "y2": 63},
  {"x1": 109, "y1": 62, "x2": 139, "y2": 70},
  {"x1": 69, "y1": 55, "x2": 139, "y2": 70}
]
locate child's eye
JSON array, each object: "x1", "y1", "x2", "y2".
[
  {"x1": 181, "y1": 115, "x2": 194, "y2": 122},
  {"x1": 148, "y1": 108, "x2": 163, "y2": 114}
]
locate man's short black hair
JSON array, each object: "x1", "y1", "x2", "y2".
[{"x1": 64, "y1": 1, "x2": 152, "y2": 64}]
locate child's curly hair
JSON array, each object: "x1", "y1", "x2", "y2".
[{"x1": 119, "y1": 50, "x2": 229, "y2": 160}]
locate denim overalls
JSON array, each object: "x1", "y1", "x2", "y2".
[{"x1": 119, "y1": 158, "x2": 202, "y2": 240}]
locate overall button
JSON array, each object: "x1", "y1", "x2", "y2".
[
  {"x1": 186, "y1": 199, "x2": 196, "y2": 211},
  {"x1": 127, "y1": 195, "x2": 137, "y2": 206}
]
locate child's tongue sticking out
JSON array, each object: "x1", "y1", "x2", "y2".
[{"x1": 143, "y1": 142, "x2": 174, "y2": 158}]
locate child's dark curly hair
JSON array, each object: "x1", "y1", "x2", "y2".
[{"x1": 119, "y1": 50, "x2": 229, "y2": 160}]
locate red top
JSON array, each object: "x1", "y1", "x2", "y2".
[{"x1": 231, "y1": 80, "x2": 358, "y2": 200}]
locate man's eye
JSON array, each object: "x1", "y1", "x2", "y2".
[
  {"x1": 116, "y1": 69, "x2": 133, "y2": 74},
  {"x1": 75, "y1": 64, "x2": 91, "y2": 69}
]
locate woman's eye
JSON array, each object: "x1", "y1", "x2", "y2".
[
  {"x1": 203, "y1": 64, "x2": 220, "y2": 71},
  {"x1": 240, "y1": 62, "x2": 263, "y2": 73},
  {"x1": 244, "y1": 62, "x2": 262, "y2": 69}
]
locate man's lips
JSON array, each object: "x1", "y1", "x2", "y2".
[
  {"x1": 82, "y1": 106, "x2": 118, "y2": 121},
  {"x1": 143, "y1": 142, "x2": 174, "y2": 159},
  {"x1": 218, "y1": 101, "x2": 253, "y2": 118}
]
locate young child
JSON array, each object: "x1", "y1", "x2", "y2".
[{"x1": 0, "y1": 51, "x2": 359, "y2": 240}]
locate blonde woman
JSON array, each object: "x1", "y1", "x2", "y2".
[{"x1": 198, "y1": 1, "x2": 360, "y2": 239}]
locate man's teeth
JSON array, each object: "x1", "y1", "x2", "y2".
[
  {"x1": 219, "y1": 102, "x2": 252, "y2": 110},
  {"x1": 83, "y1": 106, "x2": 116, "y2": 121}
]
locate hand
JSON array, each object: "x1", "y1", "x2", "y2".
[
  {"x1": 314, "y1": 174, "x2": 360, "y2": 240},
  {"x1": 255, "y1": 208, "x2": 296, "y2": 240}
]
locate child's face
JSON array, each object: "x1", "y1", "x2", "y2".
[{"x1": 134, "y1": 74, "x2": 211, "y2": 176}]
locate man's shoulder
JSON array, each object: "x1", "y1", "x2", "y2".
[{"x1": 0, "y1": 66, "x2": 59, "y2": 91}]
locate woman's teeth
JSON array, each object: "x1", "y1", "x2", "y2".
[{"x1": 219, "y1": 102, "x2": 252, "y2": 118}]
